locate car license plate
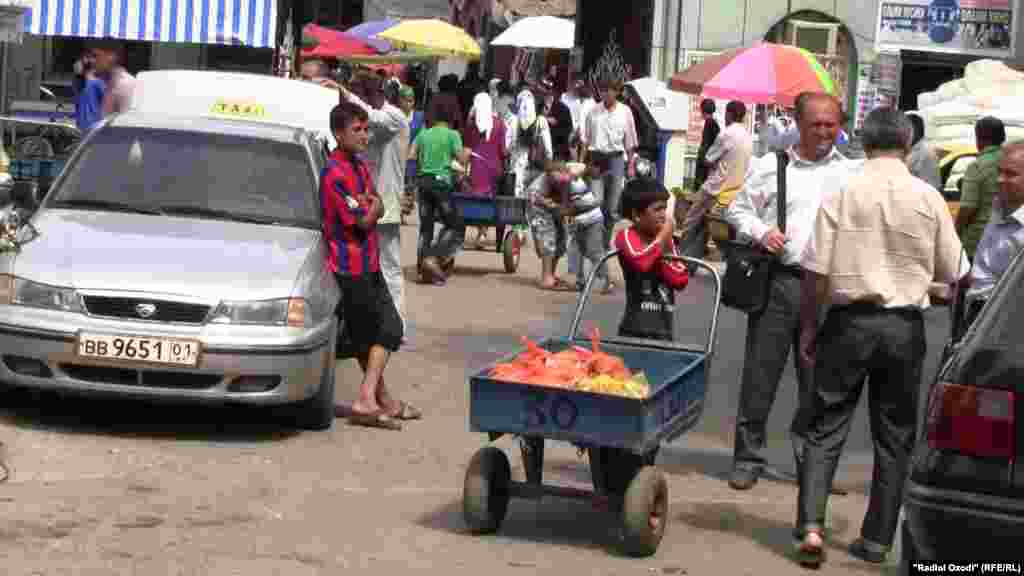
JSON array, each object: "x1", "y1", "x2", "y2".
[{"x1": 77, "y1": 334, "x2": 200, "y2": 367}]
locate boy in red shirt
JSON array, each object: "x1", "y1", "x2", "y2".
[
  {"x1": 613, "y1": 178, "x2": 690, "y2": 341},
  {"x1": 322, "y1": 102, "x2": 419, "y2": 430}
]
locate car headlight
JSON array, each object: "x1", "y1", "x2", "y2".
[
  {"x1": 209, "y1": 298, "x2": 306, "y2": 327},
  {"x1": 0, "y1": 274, "x2": 83, "y2": 312}
]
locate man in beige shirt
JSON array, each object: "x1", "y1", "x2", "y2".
[
  {"x1": 680, "y1": 100, "x2": 753, "y2": 263},
  {"x1": 793, "y1": 108, "x2": 967, "y2": 568}
]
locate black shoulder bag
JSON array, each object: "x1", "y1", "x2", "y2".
[{"x1": 720, "y1": 150, "x2": 789, "y2": 314}]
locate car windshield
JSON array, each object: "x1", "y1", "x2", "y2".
[{"x1": 49, "y1": 127, "x2": 318, "y2": 227}]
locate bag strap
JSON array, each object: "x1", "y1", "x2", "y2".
[{"x1": 775, "y1": 150, "x2": 790, "y2": 234}]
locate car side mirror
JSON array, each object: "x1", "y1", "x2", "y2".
[{"x1": 11, "y1": 181, "x2": 39, "y2": 211}]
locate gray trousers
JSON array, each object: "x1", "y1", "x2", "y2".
[
  {"x1": 733, "y1": 271, "x2": 815, "y2": 470},
  {"x1": 797, "y1": 304, "x2": 924, "y2": 547},
  {"x1": 572, "y1": 220, "x2": 609, "y2": 290},
  {"x1": 589, "y1": 155, "x2": 626, "y2": 248}
]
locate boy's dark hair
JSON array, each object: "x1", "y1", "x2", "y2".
[
  {"x1": 700, "y1": 99, "x2": 716, "y2": 115},
  {"x1": 330, "y1": 102, "x2": 369, "y2": 133},
  {"x1": 428, "y1": 96, "x2": 457, "y2": 126},
  {"x1": 976, "y1": 116, "x2": 1006, "y2": 146},
  {"x1": 621, "y1": 177, "x2": 669, "y2": 219},
  {"x1": 599, "y1": 79, "x2": 624, "y2": 93}
]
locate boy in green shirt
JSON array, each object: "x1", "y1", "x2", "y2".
[{"x1": 409, "y1": 100, "x2": 470, "y2": 284}]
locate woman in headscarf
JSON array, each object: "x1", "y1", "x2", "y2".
[
  {"x1": 463, "y1": 91, "x2": 509, "y2": 248},
  {"x1": 508, "y1": 90, "x2": 552, "y2": 201},
  {"x1": 507, "y1": 90, "x2": 556, "y2": 285}
]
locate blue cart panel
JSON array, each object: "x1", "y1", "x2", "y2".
[
  {"x1": 454, "y1": 194, "x2": 526, "y2": 226},
  {"x1": 469, "y1": 337, "x2": 708, "y2": 455}
]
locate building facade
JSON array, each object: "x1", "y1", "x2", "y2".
[{"x1": 645, "y1": 0, "x2": 1022, "y2": 119}]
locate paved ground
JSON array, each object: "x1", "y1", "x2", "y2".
[{"x1": 0, "y1": 224, "x2": 948, "y2": 574}]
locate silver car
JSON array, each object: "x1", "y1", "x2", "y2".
[{"x1": 0, "y1": 107, "x2": 341, "y2": 430}]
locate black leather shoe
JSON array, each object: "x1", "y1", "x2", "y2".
[
  {"x1": 848, "y1": 538, "x2": 888, "y2": 564},
  {"x1": 728, "y1": 466, "x2": 760, "y2": 490}
]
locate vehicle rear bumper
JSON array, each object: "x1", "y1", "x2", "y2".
[
  {"x1": 0, "y1": 321, "x2": 332, "y2": 405},
  {"x1": 903, "y1": 478, "x2": 1024, "y2": 560}
]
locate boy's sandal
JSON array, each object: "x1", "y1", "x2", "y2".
[
  {"x1": 348, "y1": 411, "x2": 403, "y2": 431},
  {"x1": 390, "y1": 401, "x2": 423, "y2": 421},
  {"x1": 540, "y1": 281, "x2": 575, "y2": 292},
  {"x1": 600, "y1": 282, "x2": 617, "y2": 295},
  {"x1": 794, "y1": 530, "x2": 826, "y2": 569}
]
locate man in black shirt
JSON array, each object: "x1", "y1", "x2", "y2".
[{"x1": 695, "y1": 99, "x2": 720, "y2": 190}]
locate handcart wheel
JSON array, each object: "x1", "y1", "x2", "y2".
[
  {"x1": 462, "y1": 446, "x2": 512, "y2": 534},
  {"x1": 619, "y1": 466, "x2": 668, "y2": 557},
  {"x1": 502, "y1": 230, "x2": 520, "y2": 273}
]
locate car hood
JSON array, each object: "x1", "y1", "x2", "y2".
[{"x1": 14, "y1": 209, "x2": 320, "y2": 301}]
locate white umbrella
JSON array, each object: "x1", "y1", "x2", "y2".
[{"x1": 491, "y1": 16, "x2": 575, "y2": 50}]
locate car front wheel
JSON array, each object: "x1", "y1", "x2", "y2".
[{"x1": 293, "y1": 324, "x2": 337, "y2": 431}]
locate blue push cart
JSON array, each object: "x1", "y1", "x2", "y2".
[
  {"x1": 463, "y1": 252, "x2": 723, "y2": 556},
  {"x1": 451, "y1": 193, "x2": 526, "y2": 274}
]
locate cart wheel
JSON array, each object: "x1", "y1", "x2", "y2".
[
  {"x1": 463, "y1": 447, "x2": 512, "y2": 534},
  {"x1": 619, "y1": 466, "x2": 668, "y2": 557},
  {"x1": 502, "y1": 231, "x2": 520, "y2": 273}
]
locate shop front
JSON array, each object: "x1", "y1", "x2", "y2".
[
  {"x1": 6, "y1": 0, "x2": 279, "y2": 121},
  {"x1": 874, "y1": 0, "x2": 1016, "y2": 110}
]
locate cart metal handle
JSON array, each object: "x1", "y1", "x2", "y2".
[{"x1": 567, "y1": 250, "x2": 723, "y2": 359}]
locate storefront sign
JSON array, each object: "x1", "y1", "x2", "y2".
[{"x1": 876, "y1": 0, "x2": 1014, "y2": 58}]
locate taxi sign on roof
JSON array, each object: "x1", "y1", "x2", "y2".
[
  {"x1": 210, "y1": 99, "x2": 268, "y2": 119},
  {"x1": 131, "y1": 70, "x2": 338, "y2": 144}
]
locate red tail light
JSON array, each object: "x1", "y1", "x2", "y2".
[{"x1": 927, "y1": 382, "x2": 1016, "y2": 459}]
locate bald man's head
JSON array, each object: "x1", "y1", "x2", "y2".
[
  {"x1": 794, "y1": 92, "x2": 841, "y2": 160},
  {"x1": 997, "y1": 141, "x2": 1024, "y2": 211}
]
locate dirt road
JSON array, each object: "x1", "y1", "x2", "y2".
[{"x1": 0, "y1": 226, "x2": 901, "y2": 575}]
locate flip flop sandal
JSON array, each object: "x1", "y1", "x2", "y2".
[
  {"x1": 391, "y1": 401, "x2": 423, "y2": 421},
  {"x1": 795, "y1": 532, "x2": 826, "y2": 569},
  {"x1": 348, "y1": 411, "x2": 402, "y2": 431},
  {"x1": 540, "y1": 283, "x2": 575, "y2": 292},
  {"x1": 600, "y1": 282, "x2": 617, "y2": 295}
]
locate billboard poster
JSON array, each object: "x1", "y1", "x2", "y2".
[{"x1": 876, "y1": 0, "x2": 1014, "y2": 58}]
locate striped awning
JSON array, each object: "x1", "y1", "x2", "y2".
[{"x1": 24, "y1": 0, "x2": 278, "y2": 48}]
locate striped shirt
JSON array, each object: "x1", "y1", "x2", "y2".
[{"x1": 321, "y1": 149, "x2": 380, "y2": 277}]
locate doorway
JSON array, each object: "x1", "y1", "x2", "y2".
[{"x1": 899, "y1": 51, "x2": 978, "y2": 111}]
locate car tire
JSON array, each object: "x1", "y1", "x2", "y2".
[{"x1": 294, "y1": 324, "x2": 337, "y2": 431}]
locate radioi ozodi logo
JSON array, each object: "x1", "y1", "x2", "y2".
[{"x1": 928, "y1": 0, "x2": 961, "y2": 43}]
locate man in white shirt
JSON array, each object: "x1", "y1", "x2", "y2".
[
  {"x1": 561, "y1": 80, "x2": 585, "y2": 133},
  {"x1": 724, "y1": 92, "x2": 859, "y2": 491},
  {"x1": 965, "y1": 142, "x2": 1024, "y2": 318},
  {"x1": 583, "y1": 79, "x2": 639, "y2": 247},
  {"x1": 680, "y1": 100, "x2": 753, "y2": 262}
]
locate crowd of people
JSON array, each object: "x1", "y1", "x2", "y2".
[
  {"x1": 60, "y1": 46, "x2": 1023, "y2": 566},
  {"x1": 685, "y1": 89, "x2": 1020, "y2": 567},
  {"x1": 304, "y1": 60, "x2": 648, "y2": 298}
]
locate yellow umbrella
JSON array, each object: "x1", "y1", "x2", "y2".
[{"x1": 375, "y1": 19, "x2": 482, "y2": 61}]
